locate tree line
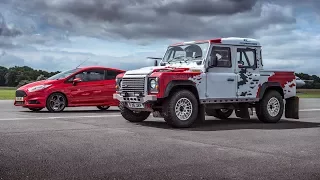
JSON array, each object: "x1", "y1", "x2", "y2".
[
  {"x1": 295, "y1": 73, "x2": 320, "y2": 89},
  {"x1": 0, "y1": 66, "x2": 319, "y2": 89},
  {"x1": 0, "y1": 66, "x2": 60, "y2": 88}
]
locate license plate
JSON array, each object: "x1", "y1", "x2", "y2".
[
  {"x1": 15, "y1": 97, "x2": 24, "y2": 101},
  {"x1": 127, "y1": 103, "x2": 144, "y2": 109}
]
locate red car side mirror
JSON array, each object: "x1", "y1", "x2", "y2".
[{"x1": 72, "y1": 78, "x2": 82, "y2": 85}]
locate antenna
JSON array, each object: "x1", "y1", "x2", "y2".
[{"x1": 76, "y1": 57, "x2": 90, "y2": 68}]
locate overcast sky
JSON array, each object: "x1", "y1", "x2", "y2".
[{"x1": 0, "y1": 0, "x2": 320, "y2": 75}]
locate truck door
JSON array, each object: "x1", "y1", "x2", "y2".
[
  {"x1": 206, "y1": 45, "x2": 237, "y2": 100},
  {"x1": 236, "y1": 47, "x2": 261, "y2": 100}
]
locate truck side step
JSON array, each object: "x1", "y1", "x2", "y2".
[{"x1": 152, "y1": 111, "x2": 163, "y2": 118}]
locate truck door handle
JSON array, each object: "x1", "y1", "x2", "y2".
[{"x1": 227, "y1": 78, "x2": 234, "y2": 81}]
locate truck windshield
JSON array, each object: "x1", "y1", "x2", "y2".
[
  {"x1": 163, "y1": 42, "x2": 209, "y2": 64},
  {"x1": 47, "y1": 68, "x2": 79, "y2": 80}
]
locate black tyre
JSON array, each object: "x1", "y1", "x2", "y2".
[
  {"x1": 163, "y1": 90, "x2": 198, "y2": 128},
  {"x1": 206, "y1": 108, "x2": 233, "y2": 119},
  {"x1": 119, "y1": 102, "x2": 150, "y2": 122},
  {"x1": 28, "y1": 108, "x2": 43, "y2": 112},
  {"x1": 256, "y1": 90, "x2": 284, "y2": 123},
  {"x1": 46, "y1": 92, "x2": 67, "y2": 112},
  {"x1": 97, "y1": 106, "x2": 110, "y2": 110}
]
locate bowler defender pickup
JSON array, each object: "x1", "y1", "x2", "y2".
[{"x1": 113, "y1": 37, "x2": 299, "y2": 128}]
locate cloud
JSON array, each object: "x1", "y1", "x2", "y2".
[
  {"x1": 0, "y1": 13, "x2": 22, "y2": 37},
  {"x1": 156, "y1": 0, "x2": 258, "y2": 16},
  {"x1": 0, "y1": 53, "x2": 25, "y2": 67},
  {"x1": 0, "y1": 0, "x2": 319, "y2": 76},
  {"x1": 0, "y1": 48, "x2": 160, "y2": 72},
  {"x1": 7, "y1": 0, "x2": 295, "y2": 41}
]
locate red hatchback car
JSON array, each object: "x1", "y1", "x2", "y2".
[{"x1": 14, "y1": 66, "x2": 125, "y2": 112}]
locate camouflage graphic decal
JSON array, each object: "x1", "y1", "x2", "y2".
[
  {"x1": 188, "y1": 73, "x2": 206, "y2": 99},
  {"x1": 237, "y1": 68, "x2": 248, "y2": 89}
]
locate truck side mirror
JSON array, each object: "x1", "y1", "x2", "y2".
[
  {"x1": 208, "y1": 55, "x2": 217, "y2": 68},
  {"x1": 238, "y1": 61, "x2": 244, "y2": 68},
  {"x1": 147, "y1": 57, "x2": 162, "y2": 66}
]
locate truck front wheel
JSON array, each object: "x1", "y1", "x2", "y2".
[
  {"x1": 256, "y1": 90, "x2": 284, "y2": 123},
  {"x1": 119, "y1": 103, "x2": 150, "y2": 122},
  {"x1": 163, "y1": 90, "x2": 199, "y2": 128}
]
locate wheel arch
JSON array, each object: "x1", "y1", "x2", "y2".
[
  {"x1": 259, "y1": 82, "x2": 284, "y2": 100},
  {"x1": 164, "y1": 80, "x2": 199, "y2": 101}
]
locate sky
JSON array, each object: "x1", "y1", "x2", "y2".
[{"x1": 0, "y1": 0, "x2": 320, "y2": 75}]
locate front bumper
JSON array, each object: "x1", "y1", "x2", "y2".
[
  {"x1": 113, "y1": 93, "x2": 157, "y2": 103},
  {"x1": 14, "y1": 90, "x2": 47, "y2": 108}
]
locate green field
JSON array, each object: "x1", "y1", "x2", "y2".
[
  {"x1": 0, "y1": 87, "x2": 319, "y2": 100},
  {"x1": 0, "y1": 87, "x2": 16, "y2": 100},
  {"x1": 297, "y1": 89, "x2": 320, "y2": 98}
]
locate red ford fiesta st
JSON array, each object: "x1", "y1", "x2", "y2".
[{"x1": 14, "y1": 66, "x2": 125, "y2": 112}]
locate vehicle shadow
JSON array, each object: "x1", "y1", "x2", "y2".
[
  {"x1": 139, "y1": 117, "x2": 320, "y2": 131},
  {"x1": 21, "y1": 109, "x2": 120, "y2": 114}
]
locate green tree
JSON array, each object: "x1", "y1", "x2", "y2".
[{"x1": 0, "y1": 66, "x2": 8, "y2": 86}]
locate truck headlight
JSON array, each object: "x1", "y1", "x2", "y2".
[
  {"x1": 150, "y1": 79, "x2": 156, "y2": 89},
  {"x1": 149, "y1": 78, "x2": 158, "y2": 93},
  {"x1": 116, "y1": 78, "x2": 122, "y2": 90}
]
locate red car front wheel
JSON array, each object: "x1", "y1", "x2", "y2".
[{"x1": 46, "y1": 92, "x2": 67, "y2": 112}]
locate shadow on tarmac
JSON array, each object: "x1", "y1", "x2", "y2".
[
  {"x1": 21, "y1": 109, "x2": 120, "y2": 114},
  {"x1": 138, "y1": 118, "x2": 320, "y2": 131}
]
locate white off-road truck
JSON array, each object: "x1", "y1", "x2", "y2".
[{"x1": 113, "y1": 37, "x2": 299, "y2": 128}]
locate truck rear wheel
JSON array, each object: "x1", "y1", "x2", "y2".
[
  {"x1": 206, "y1": 108, "x2": 233, "y2": 119},
  {"x1": 163, "y1": 90, "x2": 198, "y2": 128},
  {"x1": 119, "y1": 102, "x2": 150, "y2": 122},
  {"x1": 256, "y1": 90, "x2": 284, "y2": 123}
]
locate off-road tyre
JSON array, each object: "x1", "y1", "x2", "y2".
[
  {"x1": 97, "y1": 106, "x2": 110, "y2": 110},
  {"x1": 256, "y1": 90, "x2": 284, "y2": 123},
  {"x1": 28, "y1": 108, "x2": 43, "y2": 112},
  {"x1": 46, "y1": 92, "x2": 67, "y2": 112},
  {"x1": 163, "y1": 90, "x2": 199, "y2": 128},
  {"x1": 206, "y1": 108, "x2": 233, "y2": 119},
  {"x1": 119, "y1": 102, "x2": 150, "y2": 122}
]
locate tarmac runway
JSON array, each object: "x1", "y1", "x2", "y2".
[{"x1": 0, "y1": 99, "x2": 320, "y2": 180}]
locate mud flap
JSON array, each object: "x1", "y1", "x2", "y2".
[
  {"x1": 195, "y1": 104, "x2": 206, "y2": 124},
  {"x1": 285, "y1": 96, "x2": 299, "y2": 119},
  {"x1": 235, "y1": 103, "x2": 250, "y2": 119}
]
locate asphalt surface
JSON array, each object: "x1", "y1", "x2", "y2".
[{"x1": 0, "y1": 99, "x2": 320, "y2": 180}]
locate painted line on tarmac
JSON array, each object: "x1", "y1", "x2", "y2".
[
  {"x1": 251, "y1": 109, "x2": 320, "y2": 113},
  {"x1": 0, "y1": 114, "x2": 122, "y2": 121},
  {"x1": 0, "y1": 108, "x2": 319, "y2": 121},
  {"x1": 299, "y1": 109, "x2": 320, "y2": 112}
]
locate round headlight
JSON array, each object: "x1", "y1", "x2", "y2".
[
  {"x1": 119, "y1": 79, "x2": 122, "y2": 87},
  {"x1": 150, "y1": 79, "x2": 156, "y2": 89}
]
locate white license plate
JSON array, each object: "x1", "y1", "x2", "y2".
[
  {"x1": 15, "y1": 97, "x2": 24, "y2": 101},
  {"x1": 127, "y1": 103, "x2": 144, "y2": 109}
]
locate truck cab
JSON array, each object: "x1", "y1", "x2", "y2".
[{"x1": 113, "y1": 37, "x2": 299, "y2": 128}]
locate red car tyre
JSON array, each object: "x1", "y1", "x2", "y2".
[{"x1": 46, "y1": 92, "x2": 67, "y2": 112}]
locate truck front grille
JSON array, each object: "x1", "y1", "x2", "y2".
[{"x1": 121, "y1": 77, "x2": 145, "y2": 93}]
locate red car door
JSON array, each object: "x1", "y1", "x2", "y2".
[
  {"x1": 67, "y1": 69, "x2": 106, "y2": 105},
  {"x1": 102, "y1": 69, "x2": 123, "y2": 105}
]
